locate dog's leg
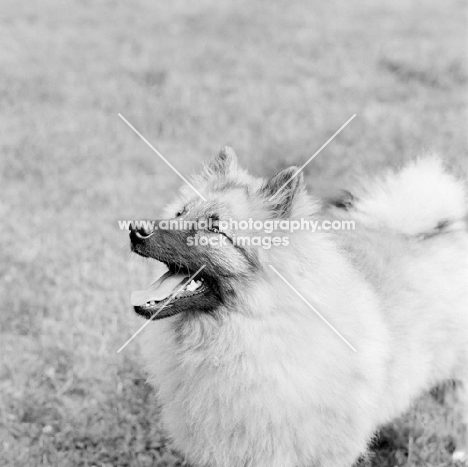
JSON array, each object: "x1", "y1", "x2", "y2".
[{"x1": 453, "y1": 377, "x2": 468, "y2": 463}]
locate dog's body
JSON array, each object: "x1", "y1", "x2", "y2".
[{"x1": 130, "y1": 151, "x2": 468, "y2": 466}]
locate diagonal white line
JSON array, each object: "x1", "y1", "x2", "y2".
[
  {"x1": 268, "y1": 265, "x2": 357, "y2": 352},
  {"x1": 117, "y1": 265, "x2": 206, "y2": 353},
  {"x1": 269, "y1": 114, "x2": 356, "y2": 201},
  {"x1": 118, "y1": 113, "x2": 207, "y2": 201}
]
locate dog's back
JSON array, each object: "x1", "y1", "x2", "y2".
[
  {"x1": 139, "y1": 154, "x2": 468, "y2": 467},
  {"x1": 329, "y1": 156, "x2": 468, "y2": 458}
]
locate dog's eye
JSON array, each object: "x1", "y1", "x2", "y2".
[
  {"x1": 175, "y1": 208, "x2": 186, "y2": 217},
  {"x1": 209, "y1": 219, "x2": 220, "y2": 233},
  {"x1": 207, "y1": 217, "x2": 232, "y2": 242},
  {"x1": 208, "y1": 216, "x2": 223, "y2": 235}
]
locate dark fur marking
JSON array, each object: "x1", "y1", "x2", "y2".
[
  {"x1": 130, "y1": 220, "x2": 258, "y2": 319},
  {"x1": 328, "y1": 190, "x2": 356, "y2": 210},
  {"x1": 417, "y1": 219, "x2": 453, "y2": 240}
]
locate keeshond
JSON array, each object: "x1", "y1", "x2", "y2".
[{"x1": 128, "y1": 148, "x2": 468, "y2": 467}]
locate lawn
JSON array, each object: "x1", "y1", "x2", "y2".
[{"x1": 0, "y1": 0, "x2": 466, "y2": 466}]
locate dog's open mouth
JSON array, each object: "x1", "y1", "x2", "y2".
[{"x1": 131, "y1": 268, "x2": 210, "y2": 320}]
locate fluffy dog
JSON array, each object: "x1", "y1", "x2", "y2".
[{"x1": 129, "y1": 148, "x2": 468, "y2": 466}]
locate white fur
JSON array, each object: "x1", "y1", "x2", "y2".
[
  {"x1": 350, "y1": 156, "x2": 467, "y2": 235},
  {"x1": 139, "y1": 156, "x2": 468, "y2": 467}
]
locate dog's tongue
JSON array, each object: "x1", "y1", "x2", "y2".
[{"x1": 131, "y1": 271, "x2": 189, "y2": 306}]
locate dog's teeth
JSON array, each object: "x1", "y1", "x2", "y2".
[
  {"x1": 185, "y1": 279, "x2": 203, "y2": 292},
  {"x1": 186, "y1": 280, "x2": 197, "y2": 291}
]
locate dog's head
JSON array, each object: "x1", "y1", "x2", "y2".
[{"x1": 129, "y1": 146, "x2": 312, "y2": 320}]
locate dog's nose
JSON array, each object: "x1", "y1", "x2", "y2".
[
  {"x1": 130, "y1": 221, "x2": 154, "y2": 239},
  {"x1": 137, "y1": 224, "x2": 153, "y2": 238}
]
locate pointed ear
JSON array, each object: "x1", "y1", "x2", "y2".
[
  {"x1": 261, "y1": 167, "x2": 304, "y2": 217},
  {"x1": 209, "y1": 146, "x2": 238, "y2": 175}
]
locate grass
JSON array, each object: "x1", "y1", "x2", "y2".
[{"x1": 0, "y1": 0, "x2": 466, "y2": 465}]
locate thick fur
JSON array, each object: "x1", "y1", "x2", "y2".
[
  {"x1": 138, "y1": 152, "x2": 468, "y2": 467},
  {"x1": 339, "y1": 156, "x2": 467, "y2": 236}
]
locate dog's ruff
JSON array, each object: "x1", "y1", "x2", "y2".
[{"x1": 135, "y1": 152, "x2": 468, "y2": 467}]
